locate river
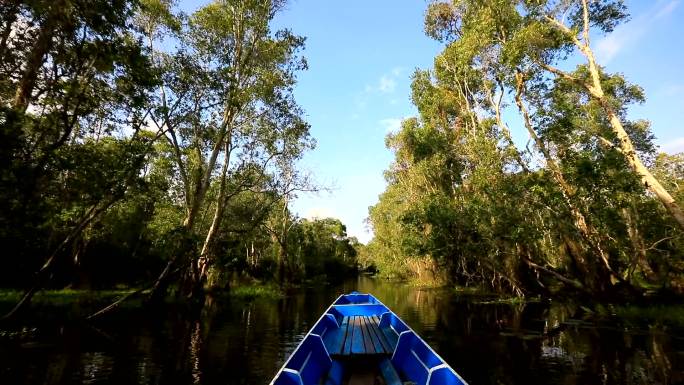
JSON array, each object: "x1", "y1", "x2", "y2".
[{"x1": 1, "y1": 277, "x2": 683, "y2": 384}]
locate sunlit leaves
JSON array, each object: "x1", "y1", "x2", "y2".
[{"x1": 367, "y1": 0, "x2": 684, "y2": 294}]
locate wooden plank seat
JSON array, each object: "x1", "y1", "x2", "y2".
[
  {"x1": 270, "y1": 293, "x2": 468, "y2": 385},
  {"x1": 321, "y1": 314, "x2": 394, "y2": 356}
]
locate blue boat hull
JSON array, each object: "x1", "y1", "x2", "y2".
[{"x1": 270, "y1": 292, "x2": 468, "y2": 385}]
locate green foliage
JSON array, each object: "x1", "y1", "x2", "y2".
[
  {"x1": 228, "y1": 283, "x2": 283, "y2": 300},
  {"x1": 0, "y1": 0, "x2": 158, "y2": 288},
  {"x1": 0, "y1": 0, "x2": 356, "y2": 312},
  {"x1": 367, "y1": 0, "x2": 684, "y2": 297}
]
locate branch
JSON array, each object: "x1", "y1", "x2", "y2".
[
  {"x1": 86, "y1": 288, "x2": 146, "y2": 320},
  {"x1": 581, "y1": 0, "x2": 591, "y2": 47},
  {"x1": 535, "y1": 60, "x2": 600, "y2": 97},
  {"x1": 535, "y1": 60, "x2": 577, "y2": 83},
  {"x1": 597, "y1": 136, "x2": 623, "y2": 153},
  {"x1": 2, "y1": 198, "x2": 116, "y2": 320},
  {"x1": 522, "y1": 257, "x2": 585, "y2": 290},
  {"x1": 543, "y1": 14, "x2": 585, "y2": 50},
  {"x1": 646, "y1": 237, "x2": 672, "y2": 252}
]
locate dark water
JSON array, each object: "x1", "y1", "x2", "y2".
[{"x1": 1, "y1": 277, "x2": 684, "y2": 385}]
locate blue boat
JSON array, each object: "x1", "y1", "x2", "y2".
[{"x1": 270, "y1": 292, "x2": 468, "y2": 385}]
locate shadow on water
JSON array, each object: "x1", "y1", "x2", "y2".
[{"x1": 1, "y1": 277, "x2": 683, "y2": 384}]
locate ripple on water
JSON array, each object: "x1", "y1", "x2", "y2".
[
  {"x1": 1, "y1": 277, "x2": 683, "y2": 385},
  {"x1": 74, "y1": 352, "x2": 114, "y2": 385}
]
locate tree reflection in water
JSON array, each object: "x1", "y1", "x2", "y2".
[{"x1": 0, "y1": 276, "x2": 682, "y2": 385}]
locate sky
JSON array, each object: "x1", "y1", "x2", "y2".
[
  {"x1": 184, "y1": 0, "x2": 684, "y2": 243},
  {"x1": 269, "y1": 1, "x2": 443, "y2": 243}
]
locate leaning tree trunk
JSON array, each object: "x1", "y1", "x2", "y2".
[
  {"x1": 514, "y1": 73, "x2": 618, "y2": 291},
  {"x1": 12, "y1": 0, "x2": 68, "y2": 111},
  {"x1": 197, "y1": 141, "x2": 232, "y2": 293},
  {"x1": 2, "y1": 200, "x2": 114, "y2": 319},
  {"x1": 546, "y1": 0, "x2": 684, "y2": 232},
  {"x1": 586, "y1": 64, "x2": 684, "y2": 231}
]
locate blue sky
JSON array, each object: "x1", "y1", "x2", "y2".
[
  {"x1": 269, "y1": 1, "x2": 444, "y2": 243},
  {"x1": 184, "y1": 1, "x2": 684, "y2": 243},
  {"x1": 179, "y1": 1, "x2": 439, "y2": 242}
]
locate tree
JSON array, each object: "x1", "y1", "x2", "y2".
[
  {"x1": 367, "y1": 0, "x2": 684, "y2": 296},
  {"x1": 141, "y1": 0, "x2": 312, "y2": 299},
  {"x1": 1, "y1": 0, "x2": 157, "y2": 317},
  {"x1": 424, "y1": 0, "x2": 683, "y2": 230}
]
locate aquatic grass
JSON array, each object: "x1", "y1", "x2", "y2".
[
  {"x1": 474, "y1": 296, "x2": 542, "y2": 305},
  {"x1": 229, "y1": 284, "x2": 284, "y2": 300},
  {"x1": 0, "y1": 284, "x2": 284, "y2": 307},
  {"x1": 407, "y1": 280, "x2": 445, "y2": 289},
  {"x1": 0, "y1": 289, "x2": 143, "y2": 306},
  {"x1": 453, "y1": 286, "x2": 492, "y2": 295},
  {"x1": 595, "y1": 304, "x2": 684, "y2": 327},
  {"x1": 0, "y1": 290, "x2": 21, "y2": 302}
]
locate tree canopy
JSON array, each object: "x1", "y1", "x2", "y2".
[
  {"x1": 366, "y1": 0, "x2": 684, "y2": 297},
  {"x1": 0, "y1": 0, "x2": 359, "y2": 318}
]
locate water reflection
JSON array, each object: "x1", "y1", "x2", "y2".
[{"x1": 0, "y1": 277, "x2": 683, "y2": 384}]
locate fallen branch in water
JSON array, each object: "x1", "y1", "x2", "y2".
[
  {"x1": 85, "y1": 288, "x2": 147, "y2": 320},
  {"x1": 522, "y1": 257, "x2": 585, "y2": 291}
]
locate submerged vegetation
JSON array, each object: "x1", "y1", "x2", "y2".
[{"x1": 363, "y1": 0, "x2": 684, "y2": 299}]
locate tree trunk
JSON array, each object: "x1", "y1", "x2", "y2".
[
  {"x1": 197, "y1": 141, "x2": 232, "y2": 291},
  {"x1": 484, "y1": 78, "x2": 529, "y2": 173},
  {"x1": 562, "y1": 235, "x2": 610, "y2": 294},
  {"x1": 553, "y1": 1, "x2": 684, "y2": 232},
  {"x1": 514, "y1": 72, "x2": 618, "y2": 292},
  {"x1": 622, "y1": 207, "x2": 657, "y2": 282},
  {"x1": 600, "y1": 97, "x2": 684, "y2": 231},
  {"x1": 584, "y1": 53, "x2": 684, "y2": 230},
  {"x1": 0, "y1": 1, "x2": 20, "y2": 59},
  {"x1": 12, "y1": 1, "x2": 64, "y2": 111}
]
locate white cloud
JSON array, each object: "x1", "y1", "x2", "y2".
[
  {"x1": 660, "y1": 137, "x2": 684, "y2": 154},
  {"x1": 596, "y1": 34, "x2": 624, "y2": 63},
  {"x1": 595, "y1": 0, "x2": 679, "y2": 63},
  {"x1": 364, "y1": 67, "x2": 405, "y2": 95},
  {"x1": 655, "y1": 0, "x2": 680, "y2": 19},
  {"x1": 305, "y1": 207, "x2": 338, "y2": 220},
  {"x1": 354, "y1": 67, "x2": 407, "y2": 110},
  {"x1": 379, "y1": 117, "x2": 404, "y2": 133},
  {"x1": 378, "y1": 75, "x2": 397, "y2": 93}
]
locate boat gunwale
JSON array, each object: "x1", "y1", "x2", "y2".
[{"x1": 268, "y1": 292, "x2": 469, "y2": 385}]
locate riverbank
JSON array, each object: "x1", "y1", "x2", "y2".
[
  {"x1": 0, "y1": 282, "x2": 284, "y2": 316},
  {"x1": 3, "y1": 280, "x2": 684, "y2": 326},
  {"x1": 1, "y1": 277, "x2": 684, "y2": 384},
  {"x1": 0, "y1": 289, "x2": 142, "y2": 306}
]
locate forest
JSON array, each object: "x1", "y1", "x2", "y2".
[
  {"x1": 2, "y1": 1, "x2": 684, "y2": 384},
  {"x1": 362, "y1": 0, "x2": 684, "y2": 299},
  {"x1": 0, "y1": 0, "x2": 360, "y2": 319},
  {"x1": 1, "y1": 0, "x2": 684, "y2": 323}
]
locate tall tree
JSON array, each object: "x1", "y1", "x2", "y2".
[
  {"x1": 0, "y1": 0, "x2": 157, "y2": 317},
  {"x1": 141, "y1": 0, "x2": 312, "y2": 298},
  {"x1": 424, "y1": 0, "x2": 683, "y2": 230},
  {"x1": 367, "y1": 0, "x2": 684, "y2": 296}
]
